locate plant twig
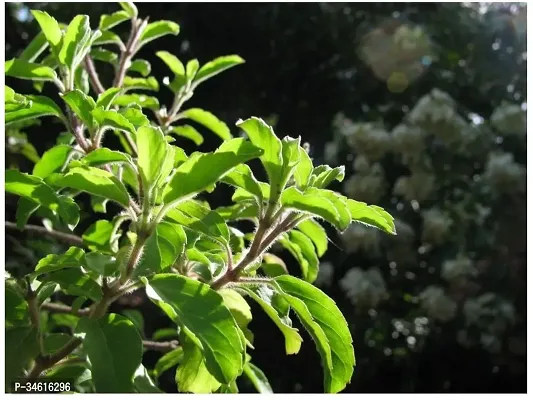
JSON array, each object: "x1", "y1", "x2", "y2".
[
  {"x1": 6, "y1": 222, "x2": 84, "y2": 246},
  {"x1": 143, "y1": 340, "x2": 180, "y2": 353},
  {"x1": 84, "y1": 55, "x2": 105, "y2": 95},
  {"x1": 41, "y1": 302, "x2": 91, "y2": 316}
]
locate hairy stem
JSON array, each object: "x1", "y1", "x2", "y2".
[{"x1": 84, "y1": 55, "x2": 105, "y2": 95}]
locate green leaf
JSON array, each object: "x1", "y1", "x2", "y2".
[
  {"x1": 194, "y1": 55, "x2": 245, "y2": 86},
  {"x1": 296, "y1": 219, "x2": 328, "y2": 257},
  {"x1": 155, "y1": 221, "x2": 187, "y2": 268},
  {"x1": 176, "y1": 336, "x2": 221, "y2": 393},
  {"x1": 120, "y1": 107, "x2": 150, "y2": 128},
  {"x1": 57, "y1": 166, "x2": 130, "y2": 206},
  {"x1": 163, "y1": 138, "x2": 263, "y2": 204},
  {"x1": 34, "y1": 247, "x2": 86, "y2": 275},
  {"x1": 82, "y1": 220, "x2": 115, "y2": 253},
  {"x1": 138, "y1": 21, "x2": 180, "y2": 47},
  {"x1": 47, "y1": 268, "x2": 103, "y2": 301},
  {"x1": 31, "y1": 10, "x2": 62, "y2": 57},
  {"x1": 5, "y1": 58, "x2": 58, "y2": 81},
  {"x1": 346, "y1": 199, "x2": 396, "y2": 234},
  {"x1": 75, "y1": 314, "x2": 143, "y2": 392},
  {"x1": 6, "y1": 95, "x2": 65, "y2": 126},
  {"x1": 93, "y1": 31, "x2": 123, "y2": 47},
  {"x1": 99, "y1": 10, "x2": 130, "y2": 31},
  {"x1": 33, "y1": 144, "x2": 72, "y2": 179},
  {"x1": 16, "y1": 198, "x2": 40, "y2": 230},
  {"x1": 144, "y1": 274, "x2": 245, "y2": 384},
  {"x1": 119, "y1": 1, "x2": 138, "y2": 18},
  {"x1": 134, "y1": 231, "x2": 163, "y2": 277},
  {"x1": 19, "y1": 31, "x2": 49, "y2": 63},
  {"x1": 128, "y1": 59, "x2": 151, "y2": 77},
  {"x1": 58, "y1": 195, "x2": 81, "y2": 228},
  {"x1": 59, "y1": 15, "x2": 91, "y2": 68},
  {"x1": 180, "y1": 108, "x2": 232, "y2": 141},
  {"x1": 171, "y1": 125, "x2": 204, "y2": 145},
  {"x1": 85, "y1": 252, "x2": 119, "y2": 276},
  {"x1": 43, "y1": 333, "x2": 72, "y2": 355},
  {"x1": 5, "y1": 169, "x2": 61, "y2": 213},
  {"x1": 294, "y1": 147, "x2": 314, "y2": 189},
  {"x1": 122, "y1": 309, "x2": 144, "y2": 335},
  {"x1": 154, "y1": 347, "x2": 183, "y2": 378},
  {"x1": 280, "y1": 230, "x2": 319, "y2": 283},
  {"x1": 186, "y1": 59, "x2": 200, "y2": 80},
  {"x1": 281, "y1": 187, "x2": 350, "y2": 231},
  {"x1": 36, "y1": 282, "x2": 59, "y2": 305},
  {"x1": 222, "y1": 164, "x2": 264, "y2": 205},
  {"x1": 166, "y1": 201, "x2": 229, "y2": 246},
  {"x1": 275, "y1": 275, "x2": 355, "y2": 393},
  {"x1": 62, "y1": 90, "x2": 96, "y2": 130},
  {"x1": 123, "y1": 76, "x2": 159, "y2": 91},
  {"x1": 5, "y1": 327, "x2": 39, "y2": 389},
  {"x1": 96, "y1": 87, "x2": 122, "y2": 110},
  {"x1": 261, "y1": 253, "x2": 288, "y2": 277},
  {"x1": 237, "y1": 117, "x2": 283, "y2": 198},
  {"x1": 82, "y1": 148, "x2": 133, "y2": 167},
  {"x1": 136, "y1": 126, "x2": 167, "y2": 190},
  {"x1": 242, "y1": 286, "x2": 303, "y2": 355},
  {"x1": 6, "y1": 283, "x2": 30, "y2": 327},
  {"x1": 312, "y1": 165, "x2": 346, "y2": 189},
  {"x1": 243, "y1": 361, "x2": 273, "y2": 394},
  {"x1": 113, "y1": 94, "x2": 160, "y2": 110},
  {"x1": 156, "y1": 51, "x2": 185, "y2": 77},
  {"x1": 74, "y1": 65, "x2": 90, "y2": 94},
  {"x1": 91, "y1": 47, "x2": 118, "y2": 64},
  {"x1": 219, "y1": 289, "x2": 254, "y2": 346},
  {"x1": 133, "y1": 364, "x2": 163, "y2": 393},
  {"x1": 92, "y1": 107, "x2": 136, "y2": 136}
]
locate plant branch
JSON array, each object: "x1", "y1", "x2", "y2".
[
  {"x1": 41, "y1": 302, "x2": 91, "y2": 316},
  {"x1": 143, "y1": 340, "x2": 180, "y2": 353},
  {"x1": 6, "y1": 221, "x2": 84, "y2": 246},
  {"x1": 84, "y1": 55, "x2": 105, "y2": 95},
  {"x1": 113, "y1": 17, "x2": 148, "y2": 88}
]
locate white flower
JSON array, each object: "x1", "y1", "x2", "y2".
[
  {"x1": 341, "y1": 122, "x2": 390, "y2": 161},
  {"x1": 419, "y1": 285, "x2": 457, "y2": 322},
  {"x1": 343, "y1": 166, "x2": 386, "y2": 204},
  {"x1": 421, "y1": 208, "x2": 452, "y2": 245},
  {"x1": 340, "y1": 267, "x2": 387, "y2": 309},
  {"x1": 353, "y1": 155, "x2": 371, "y2": 172},
  {"x1": 324, "y1": 141, "x2": 339, "y2": 164},
  {"x1": 483, "y1": 152, "x2": 525, "y2": 194},
  {"x1": 393, "y1": 171, "x2": 436, "y2": 203},
  {"x1": 463, "y1": 293, "x2": 516, "y2": 334},
  {"x1": 490, "y1": 103, "x2": 526, "y2": 136},
  {"x1": 391, "y1": 124, "x2": 426, "y2": 163},
  {"x1": 441, "y1": 256, "x2": 477, "y2": 282},
  {"x1": 341, "y1": 223, "x2": 380, "y2": 255}
]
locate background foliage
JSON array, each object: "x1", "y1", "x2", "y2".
[{"x1": 6, "y1": 1, "x2": 526, "y2": 393}]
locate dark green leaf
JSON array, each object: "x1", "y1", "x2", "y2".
[
  {"x1": 275, "y1": 275, "x2": 355, "y2": 393},
  {"x1": 36, "y1": 282, "x2": 59, "y2": 305},
  {"x1": 6, "y1": 169, "x2": 61, "y2": 213},
  {"x1": 120, "y1": 107, "x2": 150, "y2": 128},
  {"x1": 75, "y1": 313, "x2": 143, "y2": 392},
  {"x1": 113, "y1": 94, "x2": 159, "y2": 110},
  {"x1": 133, "y1": 364, "x2": 163, "y2": 393},
  {"x1": 58, "y1": 166, "x2": 130, "y2": 206},
  {"x1": 5, "y1": 327, "x2": 39, "y2": 390},
  {"x1": 163, "y1": 138, "x2": 263, "y2": 204},
  {"x1": 122, "y1": 310, "x2": 144, "y2": 336},
  {"x1": 279, "y1": 231, "x2": 319, "y2": 283},
  {"x1": 96, "y1": 87, "x2": 122, "y2": 110},
  {"x1": 34, "y1": 247, "x2": 86, "y2": 275},
  {"x1": 222, "y1": 164, "x2": 263, "y2": 204},
  {"x1": 62, "y1": 90, "x2": 96, "y2": 129},
  {"x1": 219, "y1": 289, "x2": 254, "y2": 346},
  {"x1": 58, "y1": 195, "x2": 81, "y2": 228},
  {"x1": 93, "y1": 31, "x2": 123, "y2": 47},
  {"x1": 6, "y1": 284, "x2": 29, "y2": 327},
  {"x1": 180, "y1": 108, "x2": 232, "y2": 141},
  {"x1": 47, "y1": 268, "x2": 103, "y2": 301},
  {"x1": 91, "y1": 47, "x2": 118, "y2": 64},
  {"x1": 16, "y1": 198, "x2": 40, "y2": 229},
  {"x1": 144, "y1": 274, "x2": 245, "y2": 384},
  {"x1": 85, "y1": 252, "x2": 119, "y2": 276},
  {"x1": 194, "y1": 55, "x2": 245, "y2": 86},
  {"x1": 43, "y1": 333, "x2": 72, "y2": 355}
]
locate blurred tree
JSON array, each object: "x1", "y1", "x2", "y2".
[{"x1": 5, "y1": 1, "x2": 526, "y2": 393}]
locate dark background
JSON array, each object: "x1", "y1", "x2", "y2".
[{"x1": 5, "y1": 2, "x2": 527, "y2": 394}]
